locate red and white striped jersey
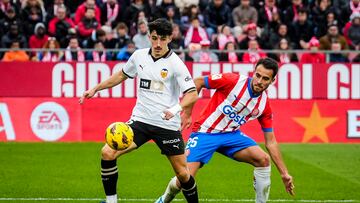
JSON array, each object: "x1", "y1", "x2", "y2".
[{"x1": 193, "y1": 73, "x2": 273, "y2": 133}]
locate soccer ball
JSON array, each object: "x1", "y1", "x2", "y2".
[{"x1": 105, "y1": 122, "x2": 134, "y2": 150}]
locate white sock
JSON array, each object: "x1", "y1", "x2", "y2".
[
  {"x1": 162, "y1": 176, "x2": 181, "y2": 203},
  {"x1": 106, "y1": 194, "x2": 117, "y2": 203},
  {"x1": 253, "y1": 166, "x2": 271, "y2": 203}
]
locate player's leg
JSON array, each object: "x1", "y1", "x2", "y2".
[
  {"x1": 101, "y1": 121, "x2": 149, "y2": 203},
  {"x1": 167, "y1": 154, "x2": 198, "y2": 203},
  {"x1": 152, "y1": 130, "x2": 200, "y2": 203},
  {"x1": 233, "y1": 146, "x2": 271, "y2": 203},
  {"x1": 221, "y1": 131, "x2": 270, "y2": 203}
]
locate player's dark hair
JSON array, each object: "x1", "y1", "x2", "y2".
[
  {"x1": 255, "y1": 58, "x2": 279, "y2": 78},
  {"x1": 148, "y1": 18, "x2": 173, "y2": 36}
]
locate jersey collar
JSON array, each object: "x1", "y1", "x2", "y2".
[
  {"x1": 148, "y1": 48, "x2": 173, "y2": 62},
  {"x1": 248, "y1": 78, "x2": 261, "y2": 98}
]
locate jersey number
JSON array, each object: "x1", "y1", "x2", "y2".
[{"x1": 186, "y1": 137, "x2": 198, "y2": 148}]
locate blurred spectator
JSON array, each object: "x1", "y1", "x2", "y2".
[
  {"x1": 267, "y1": 24, "x2": 293, "y2": 49},
  {"x1": 78, "y1": 7, "x2": 101, "y2": 38},
  {"x1": 329, "y1": 41, "x2": 350, "y2": 62},
  {"x1": 132, "y1": 20, "x2": 151, "y2": 48},
  {"x1": 184, "y1": 16, "x2": 209, "y2": 48},
  {"x1": 348, "y1": 12, "x2": 360, "y2": 49},
  {"x1": 219, "y1": 41, "x2": 240, "y2": 62},
  {"x1": 45, "y1": 0, "x2": 69, "y2": 24},
  {"x1": 123, "y1": 0, "x2": 152, "y2": 29},
  {"x1": 232, "y1": 0, "x2": 258, "y2": 37},
  {"x1": 128, "y1": 10, "x2": 149, "y2": 37},
  {"x1": 64, "y1": 37, "x2": 85, "y2": 61},
  {"x1": 1, "y1": 23, "x2": 27, "y2": 48},
  {"x1": 165, "y1": 6, "x2": 181, "y2": 25},
  {"x1": 203, "y1": 0, "x2": 232, "y2": 37},
  {"x1": 0, "y1": 0, "x2": 19, "y2": 19},
  {"x1": 269, "y1": 38, "x2": 298, "y2": 63},
  {"x1": 74, "y1": 0, "x2": 101, "y2": 24},
  {"x1": 87, "y1": 41, "x2": 110, "y2": 61},
  {"x1": 41, "y1": 37, "x2": 63, "y2": 62},
  {"x1": 312, "y1": 0, "x2": 340, "y2": 37},
  {"x1": 29, "y1": 22, "x2": 48, "y2": 49},
  {"x1": 257, "y1": 0, "x2": 280, "y2": 28},
  {"x1": 191, "y1": 39, "x2": 219, "y2": 62},
  {"x1": 174, "y1": 0, "x2": 200, "y2": 13},
  {"x1": 154, "y1": 0, "x2": 180, "y2": 20},
  {"x1": 180, "y1": 4, "x2": 204, "y2": 33},
  {"x1": 289, "y1": 8, "x2": 314, "y2": 49},
  {"x1": 100, "y1": 0, "x2": 122, "y2": 28},
  {"x1": 340, "y1": 0, "x2": 360, "y2": 25},
  {"x1": 114, "y1": 22, "x2": 131, "y2": 49},
  {"x1": 2, "y1": 40, "x2": 29, "y2": 61},
  {"x1": 242, "y1": 39, "x2": 267, "y2": 63},
  {"x1": 169, "y1": 23, "x2": 185, "y2": 60},
  {"x1": 319, "y1": 24, "x2": 348, "y2": 50},
  {"x1": 21, "y1": 0, "x2": 46, "y2": 37},
  {"x1": 260, "y1": 6, "x2": 282, "y2": 42},
  {"x1": 300, "y1": 37, "x2": 326, "y2": 63},
  {"x1": 116, "y1": 40, "x2": 136, "y2": 60},
  {"x1": 58, "y1": 27, "x2": 77, "y2": 48},
  {"x1": 169, "y1": 23, "x2": 185, "y2": 50},
  {"x1": 0, "y1": 6, "x2": 22, "y2": 37},
  {"x1": 283, "y1": 0, "x2": 304, "y2": 26},
  {"x1": 86, "y1": 28, "x2": 106, "y2": 48},
  {"x1": 212, "y1": 24, "x2": 236, "y2": 50},
  {"x1": 48, "y1": 5, "x2": 75, "y2": 41},
  {"x1": 315, "y1": 11, "x2": 339, "y2": 38},
  {"x1": 238, "y1": 23, "x2": 265, "y2": 49}
]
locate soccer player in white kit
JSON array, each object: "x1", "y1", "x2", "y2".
[
  {"x1": 155, "y1": 58, "x2": 294, "y2": 203},
  {"x1": 80, "y1": 18, "x2": 199, "y2": 203}
]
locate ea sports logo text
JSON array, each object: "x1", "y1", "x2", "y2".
[
  {"x1": 31, "y1": 102, "x2": 69, "y2": 141},
  {"x1": 222, "y1": 105, "x2": 247, "y2": 125}
]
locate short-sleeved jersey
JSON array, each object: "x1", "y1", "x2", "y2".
[
  {"x1": 192, "y1": 73, "x2": 273, "y2": 133},
  {"x1": 123, "y1": 48, "x2": 196, "y2": 131}
]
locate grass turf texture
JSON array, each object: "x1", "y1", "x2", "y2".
[{"x1": 0, "y1": 143, "x2": 359, "y2": 202}]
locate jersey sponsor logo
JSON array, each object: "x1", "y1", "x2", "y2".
[
  {"x1": 140, "y1": 78, "x2": 151, "y2": 89},
  {"x1": 30, "y1": 102, "x2": 69, "y2": 141},
  {"x1": 222, "y1": 105, "x2": 247, "y2": 125},
  {"x1": 162, "y1": 138, "x2": 180, "y2": 144},
  {"x1": 211, "y1": 74, "x2": 222, "y2": 80},
  {"x1": 184, "y1": 76, "x2": 192, "y2": 82},
  {"x1": 160, "y1": 68, "x2": 168, "y2": 78}
]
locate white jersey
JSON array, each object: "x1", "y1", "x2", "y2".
[{"x1": 122, "y1": 48, "x2": 196, "y2": 131}]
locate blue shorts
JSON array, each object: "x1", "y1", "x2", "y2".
[{"x1": 186, "y1": 131, "x2": 257, "y2": 164}]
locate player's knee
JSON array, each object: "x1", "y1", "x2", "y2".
[
  {"x1": 101, "y1": 145, "x2": 118, "y2": 160},
  {"x1": 175, "y1": 169, "x2": 190, "y2": 183},
  {"x1": 255, "y1": 153, "x2": 270, "y2": 167}
]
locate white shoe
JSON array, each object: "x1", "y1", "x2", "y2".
[{"x1": 154, "y1": 196, "x2": 164, "y2": 203}]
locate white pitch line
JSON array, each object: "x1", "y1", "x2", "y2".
[{"x1": 0, "y1": 198, "x2": 359, "y2": 202}]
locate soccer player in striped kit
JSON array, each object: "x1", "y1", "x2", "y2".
[{"x1": 156, "y1": 58, "x2": 294, "y2": 203}]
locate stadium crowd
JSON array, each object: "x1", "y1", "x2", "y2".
[{"x1": 0, "y1": 0, "x2": 359, "y2": 62}]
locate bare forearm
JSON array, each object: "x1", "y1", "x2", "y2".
[
  {"x1": 180, "y1": 90, "x2": 198, "y2": 115},
  {"x1": 266, "y1": 141, "x2": 288, "y2": 175},
  {"x1": 93, "y1": 71, "x2": 127, "y2": 92}
]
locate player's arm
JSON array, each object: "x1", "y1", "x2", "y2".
[
  {"x1": 194, "y1": 76, "x2": 206, "y2": 93},
  {"x1": 264, "y1": 132, "x2": 295, "y2": 196},
  {"x1": 79, "y1": 70, "x2": 128, "y2": 104}
]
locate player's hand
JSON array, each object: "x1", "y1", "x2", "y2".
[
  {"x1": 79, "y1": 89, "x2": 96, "y2": 104},
  {"x1": 180, "y1": 113, "x2": 192, "y2": 131},
  {"x1": 161, "y1": 110, "x2": 174, "y2": 120},
  {"x1": 282, "y1": 173, "x2": 295, "y2": 196}
]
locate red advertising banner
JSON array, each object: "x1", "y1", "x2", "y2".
[
  {"x1": 1, "y1": 62, "x2": 359, "y2": 99},
  {"x1": 0, "y1": 98, "x2": 359, "y2": 143}
]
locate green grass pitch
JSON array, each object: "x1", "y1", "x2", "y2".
[{"x1": 0, "y1": 142, "x2": 359, "y2": 203}]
